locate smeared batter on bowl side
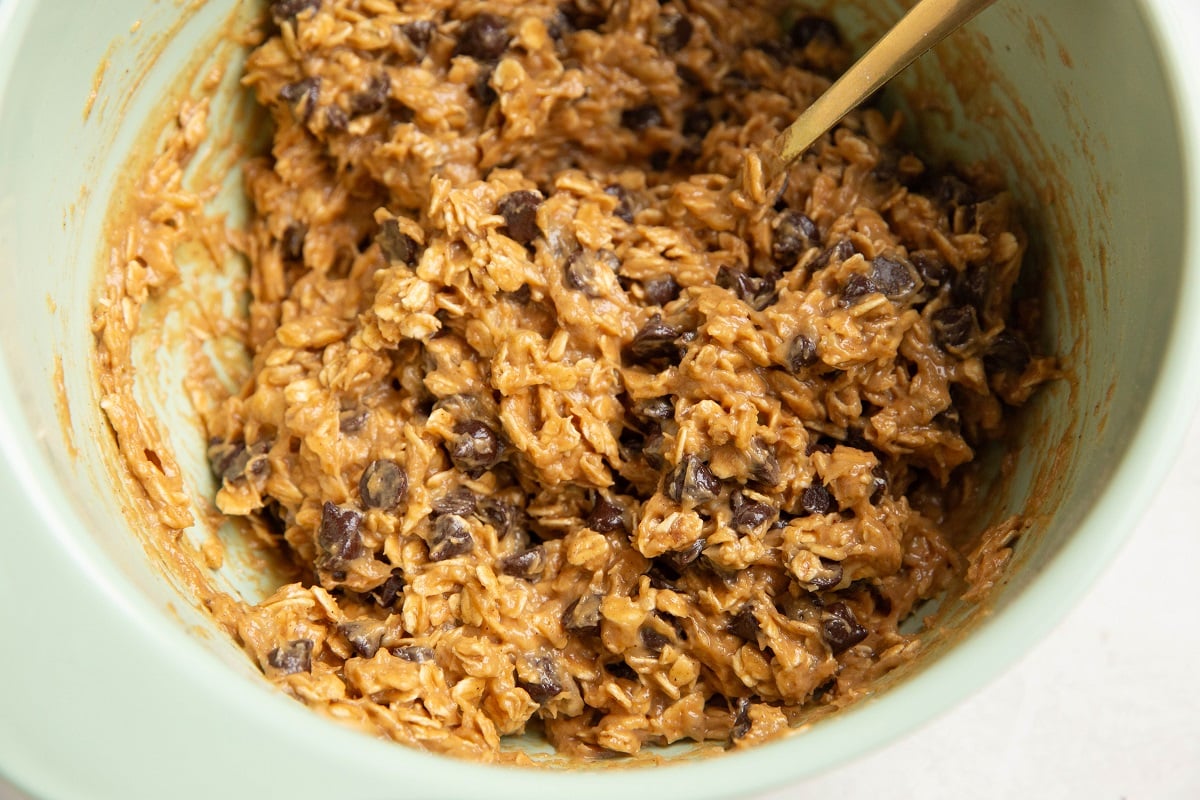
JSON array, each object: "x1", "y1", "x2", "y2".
[{"x1": 104, "y1": 0, "x2": 1054, "y2": 761}]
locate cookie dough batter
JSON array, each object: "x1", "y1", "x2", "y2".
[{"x1": 195, "y1": 0, "x2": 1051, "y2": 760}]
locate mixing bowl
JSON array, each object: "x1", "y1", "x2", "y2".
[{"x1": 1, "y1": 1, "x2": 1197, "y2": 798}]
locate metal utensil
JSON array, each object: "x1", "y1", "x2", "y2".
[{"x1": 765, "y1": 0, "x2": 998, "y2": 179}]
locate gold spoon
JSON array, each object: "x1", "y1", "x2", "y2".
[{"x1": 763, "y1": 0, "x2": 999, "y2": 183}]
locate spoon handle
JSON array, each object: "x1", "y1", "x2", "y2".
[{"x1": 771, "y1": 0, "x2": 998, "y2": 167}]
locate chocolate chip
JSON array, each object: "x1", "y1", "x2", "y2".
[
  {"x1": 643, "y1": 275, "x2": 681, "y2": 306},
  {"x1": 727, "y1": 605, "x2": 759, "y2": 641},
  {"x1": 279, "y1": 77, "x2": 320, "y2": 122},
  {"x1": 270, "y1": 0, "x2": 320, "y2": 25},
  {"x1": 517, "y1": 656, "x2": 563, "y2": 704},
  {"x1": 715, "y1": 266, "x2": 776, "y2": 310},
  {"x1": 800, "y1": 485, "x2": 835, "y2": 515},
  {"x1": 791, "y1": 15, "x2": 841, "y2": 48},
  {"x1": 870, "y1": 255, "x2": 921, "y2": 299},
  {"x1": 932, "y1": 305, "x2": 979, "y2": 351},
  {"x1": 621, "y1": 103, "x2": 663, "y2": 132},
  {"x1": 640, "y1": 626, "x2": 670, "y2": 655},
  {"x1": 391, "y1": 644, "x2": 435, "y2": 663},
  {"x1": 281, "y1": 223, "x2": 306, "y2": 261},
  {"x1": 604, "y1": 661, "x2": 638, "y2": 681},
  {"x1": 870, "y1": 465, "x2": 888, "y2": 503},
  {"x1": 339, "y1": 407, "x2": 368, "y2": 434},
  {"x1": 731, "y1": 697, "x2": 752, "y2": 740},
  {"x1": 563, "y1": 593, "x2": 603, "y2": 634},
  {"x1": 565, "y1": 248, "x2": 619, "y2": 296},
  {"x1": 772, "y1": 210, "x2": 819, "y2": 268},
  {"x1": 659, "y1": 538, "x2": 704, "y2": 573},
  {"x1": 911, "y1": 252, "x2": 951, "y2": 287},
  {"x1": 822, "y1": 602, "x2": 868, "y2": 654},
  {"x1": 732, "y1": 497, "x2": 775, "y2": 533},
  {"x1": 429, "y1": 514, "x2": 474, "y2": 561},
  {"x1": 934, "y1": 174, "x2": 979, "y2": 207},
  {"x1": 267, "y1": 639, "x2": 313, "y2": 674},
  {"x1": 455, "y1": 13, "x2": 510, "y2": 62},
  {"x1": 377, "y1": 218, "x2": 418, "y2": 265},
  {"x1": 371, "y1": 571, "x2": 405, "y2": 607},
  {"x1": 400, "y1": 20, "x2": 435, "y2": 56},
  {"x1": 318, "y1": 502, "x2": 363, "y2": 564},
  {"x1": 953, "y1": 263, "x2": 990, "y2": 310},
  {"x1": 338, "y1": 622, "x2": 383, "y2": 659},
  {"x1": 641, "y1": 428, "x2": 667, "y2": 470},
  {"x1": 840, "y1": 274, "x2": 877, "y2": 306},
  {"x1": 811, "y1": 239, "x2": 855, "y2": 271},
  {"x1": 324, "y1": 105, "x2": 347, "y2": 132},
  {"x1": 798, "y1": 557, "x2": 843, "y2": 591},
  {"x1": 500, "y1": 545, "x2": 546, "y2": 578},
  {"x1": 655, "y1": 12, "x2": 693, "y2": 53},
  {"x1": 477, "y1": 497, "x2": 514, "y2": 535},
  {"x1": 786, "y1": 334, "x2": 818, "y2": 372},
  {"x1": 448, "y1": 420, "x2": 502, "y2": 477},
  {"x1": 470, "y1": 68, "x2": 498, "y2": 107},
  {"x1": 349, "y1": 73, "x2": 391, "y2": 117},
  {"x1": 984, "y1": 330, "x2": 1032, "y2": 374},
  {"x1": 747, "y1": 439, "x2": 781, "y2": 487},
  {"x1": 625, "y1": 314, "x2": 684, "y2": 366},
  {"x1": 666, "y1": 454, "x2": 721, "y2": 503},
  {"x1": 586, "y1": 495, "x2": 626, "y2": 532},
  {"x1": 359, "y1": 459, "x2": 408, "y2": 509},
  {"x1": 497, "y1": 190, "x2": 543, "y2": 245},
  {"x1": 604, "y1": 184, "x2": 635, "y2": 223},
  {"x1": 683, "y1": 107, "x2": 713, "y2": 139},
  {"x1": 559, "y1": 0, "x2": 606, "y2": 31}
]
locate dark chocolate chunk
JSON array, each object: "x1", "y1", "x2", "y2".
[
  {"x1": 449, "y1": 420, "x2": 502, "y2": 477},
  {"x1": 270, "y1": 0, "x2": 320, "y2": 25},
  {"x1": 715, "y1": 266, "x2": 776, "y2": 310},
  {"x1": 500, "y1": 545, "x2": 547, "y2": 578},
  {"x1": 565, "y1": 248, "x2": 619, "y2": 296},
  {"x1": 318, "y1": 502, "x2": 363, "y2": 563},
  {"x1": 727, "y1": 605, "x2": 759, "y2": 641},
  {"x1": 586, "y1": 495, "x2": 626, "y2": 532},
  {"x1": 840, "y1": 273, "x2": 877, "y2": 306},
  {"x1": 604, "y1": 661, "x2": 638, "y2": 681},
  {"x1": 625, "y1": 314, "x2": 684, "y2": 366},
  {"x1": 371, "y1": 571, "x2": 406, "y2": 607},
  {"x1": 869, "y1": 465, "x2": 888, "y2": 504},
  {"x1": 811, "y1": 239, "x2": 855, "y2": 271},
  {"x1": 953, "y1": 263, "x2": 990, "y2": 310},
  {"x1": 642, "y1": 428, "x2": 667, "y2": 470},
  {"x1": 772, "y1": 210, "x2": 819, "y2": 268},
  {"x1": 518, "y1": 656, "x2": 563, "y2": 704},
  {"x1": 984, "y1": 330, "x2": 1032, "y2": 374},
  {"x1": 932, "y1": 305, "x2": 979, "y2": 351},
  {"x1": 731, "y1": 697, "x2": 752, "y2": 740},
  {"x1": 640, "y1": 626, "x2": 670, "y2": 655},
  {"x1": 732, "y1": 497, "x2": 775, "y2": 533},
  {"x1": 870, "y1": 255, "x2": 920, "y2": 299},
  {"x1": 656, "y1": 12, "x2": 693, "y2": 53},
  {"x1": 799, "y1": 557, "x2": 843, "y2": 591},
  {"x1": 279, "y1": 77, "x2": 320, "y2": 122},
  {"x1": 621, "y1": 103, "x2": 664, "y2": 132},
  {"x1": 477, "y1": 497, "x2": 514, "y2": 535},
  {"x1": 470, "y1": 68, "x2": 498, "y2": 107},
  {"x1": 643, "y1": 275, "x2": 682, "y2": 306},
  {"x1": 659, "y1": 538, "x2": 704, "y2": 573},
  {"x1": 349, "y1": 73, "x2": 391, "y2": 117},
  {"x1": 391, "y1": 644, "x2": 435, "y2": 663},
  {"x1": 911, "y1": 251, "x2": 951, "y2": 287},
  {"x1": 400, "y1": 20, "x2": 435, "y2": 56},
  {"x1": 800, "y1": 484, "x2": 835, "y2": 515},
  {"x1": 282, "y1": 223, "x2": 306, "y2": 261},
  {"x1": 338, "y1": 622, "x2": 383, "y2": 659},
  {"x1": 267, "y1": 638, "x2": 314, "y2": 674},
  {"x1": 666, "y1": 454, "x2": 722, "y2": 504},
  {"x1": 604, "y1": 184, "x2": 635, "y2": 223},
  {"x1": 563, "y1": 593, "x2": 603, "y2": 634},
  {"x1": 324, "y1": 105, "x2": 348, "y2": 132},
  {"x1": 428, "y1": 514, "x2": 474, "y2": 561},
  {"x1": 786, "y1": 334, "x2": 818, "y2": 372},
  {"x1": 454, "y1": 13, "x2": 510, "y2": 62},
  {"x1": 747, "y1": 439, "x2": 781, "y2": 486},
  {"x1": 790, "y1": 15, "x2": 841, "y2": 48},
  {"x1": 822, "y1": 602, "x2": 869, "y2": 654},
  {"x1": 683, "y1": 106, "x2": 713, "y2": 139},
  {"x1": 359, "y1": 459, "x2": 408, "y2": 509},
  {"x1": 376, "y1": 218, "x2": 418, "y2": 265},
  {"x1": 497, "y1": 190, "x2": 543, "y2": 245},
  {"x1": 558, "y1": 0, "x2": 606, "y2": 31}
]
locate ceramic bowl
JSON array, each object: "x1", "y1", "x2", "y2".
[{"x1": 0, "y1": 1, "x2": 1197, "y2": 798}]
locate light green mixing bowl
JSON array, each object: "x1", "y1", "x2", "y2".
[{"x1": 0, "y1": 1, "x2": 1197, "y2": 798}]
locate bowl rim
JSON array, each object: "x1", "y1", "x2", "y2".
[{"x1": 0, "y1": 0, "x2": 1198, "y2": 797}]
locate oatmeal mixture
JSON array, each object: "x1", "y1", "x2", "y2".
[{"x1": 116, "y1": 0, "x2": 1053, "y2": 761}]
